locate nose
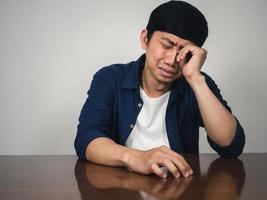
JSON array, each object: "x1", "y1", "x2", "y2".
[{"x1": 164, "y1": 49, "x2": 178, "y2": 67}]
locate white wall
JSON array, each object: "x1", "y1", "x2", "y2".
[{"x1": 0, "y1": 0, "x2": 266, "y2": 155}]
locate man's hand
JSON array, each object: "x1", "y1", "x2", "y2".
[
  {"x1": 125, "y1": 145, "x2": 193, "y2": 178},
  {"x1": 176, "y1": 44, "x2": 207, "y2": 85}
]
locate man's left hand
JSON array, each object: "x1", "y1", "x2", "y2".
[{"x1": 176, "y1": 44, "x2": 207, "y2": 85}]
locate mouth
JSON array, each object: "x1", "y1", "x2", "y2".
[{"x1": 158, "y1": 66, "x2": 178, "y2": 78}]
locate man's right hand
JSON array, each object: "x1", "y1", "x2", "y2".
[{"x1": 125, "y1": 145, "x2": 193, "y2": 178}]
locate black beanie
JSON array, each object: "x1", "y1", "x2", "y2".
[{"x1": 146, "y1": 1, "x2": 208, "y2": 47}]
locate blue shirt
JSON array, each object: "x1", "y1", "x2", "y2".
[{"x1": 75, "y1": 54, "x2": 245, "y2": 161}]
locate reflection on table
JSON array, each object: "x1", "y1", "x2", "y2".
[{"x1": 75, "y1": 154, "x2": 245, "y2": 200}]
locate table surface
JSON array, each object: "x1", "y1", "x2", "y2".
[{"x1": 0, "y1": 154, "x2": 266, "y2": 200}]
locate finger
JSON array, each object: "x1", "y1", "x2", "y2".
[
  {"x1": 168, "y1": 151, "x2": 192, "y2": 174},
  {"x1": 179, "y1": 46, "x2": 191, "y2": 61},
  {"x1": 158, "y1": 146, "x2": 191, "y2": 171},
  {"x1": 177, "y1": 44, "x2": 189, "y2": 60},
  {"x1": 171, "y1": 154, "x2": 193, "y2": 177},
  {"x1": 159, "y1": 147, "x2": 192, "y2": 176},
  {"x1": 169, "y1": 156, "x2": 189, "y2": 177},
  {"x1": 151, "y1": 163, "x2": 167, "y2": 178},
  {"x1": 161, "y1": 159, "x2": 181, "y2": 178},
  {"x1": 176, "y1": 52, "x2": 184, "y2": 66},
  {"x1": 178, "y1": 56, "x2": 186, "y2": 68},
  {"x1": 179, "y1": 44, "x2": 201, "y2": 62},
  {"x1": 175, "y1": 154, "x2": 193, "y2": 174},
  {"x1": 180, "y1": 155, "x2": 193, "y2": 175}
]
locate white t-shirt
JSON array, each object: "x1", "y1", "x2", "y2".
[{"x1": 125, "y1": 87, "x2": 171, "y2": 151}]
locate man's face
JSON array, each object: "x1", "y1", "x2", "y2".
[{"x1": 141, "y1": 30, "x2": 194, "y2": 84}]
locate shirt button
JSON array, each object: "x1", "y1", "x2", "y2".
[
  {"x1": 138, "y1": 103, "x2": 142, "y2": 107},
  {"x1": 130, "y1": 124, "x2": 134, "y2": 129}
]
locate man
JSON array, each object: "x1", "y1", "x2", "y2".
[{"x1": 75, "y1": 1, "x2": 245, "y2": 179}]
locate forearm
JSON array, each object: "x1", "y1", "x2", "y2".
[
  {"x1": 189, "y1": 75, "x2": 237, "y2": 146},
  {"x1": 85, "y1": 137, "x2": 140, "y2": 167},
  {"x1": 86, "y1": 138, "x2": 193, "y2": 178}
]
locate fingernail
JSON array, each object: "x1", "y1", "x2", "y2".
[
  {"x1": 176, "y1": 173, "x2": 180, "y2": 178},
  {"x1": 184, "y1": 172, "x2": 189, "y2": 177},
  {"x1": 163, "y1": 173, "x2": 167, "y2": 178},
  {"x1": 190, "y1": 169, "x2": 193, "y2": 175}
]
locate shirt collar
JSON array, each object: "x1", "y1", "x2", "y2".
[
  {"x1": 121, "y1": 54, "x2": 145, "y2": 90},
  {"x1": 121, "y1": 54, "x2": 186, "y2": 98}
]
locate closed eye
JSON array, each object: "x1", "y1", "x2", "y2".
[{"x1": 161, "y1": 42, "x2": 172, "y2": 49}]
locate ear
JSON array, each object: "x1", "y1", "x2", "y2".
[{"x1": 140, "y1": 29, "x2": 148, "y2": 50}]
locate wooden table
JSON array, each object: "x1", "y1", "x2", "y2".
[{"x1": 0, "y1": 154, "x2": 266, "y2": 199}]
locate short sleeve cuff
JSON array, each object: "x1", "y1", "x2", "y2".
[
  {"x1": 207, "y1": 117, "x2": 245, "y2": 158},
  {"x1": 74, "y1": 129, "x2": 110, "y2": 161}
]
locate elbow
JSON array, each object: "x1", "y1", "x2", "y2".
[
  {"x1": 208, "y1": 119, "x2": 245, "y2": 158},
  {"x1": 212, "y1": 116, "x2": 238, "y2": 147},
  {"x1": 219, "y1": 128, "x2": 246, "y2": 158}
]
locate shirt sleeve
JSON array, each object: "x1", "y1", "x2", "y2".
[
  {"x1": 196, "y1": 72, "x2": 245, "y2": 158},
  {"x1": 74, "y1": 68, "x2": 114, "y2": 161}
]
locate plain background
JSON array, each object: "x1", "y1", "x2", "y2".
[{"x1": 0, "y1": 0, "x2": 266, "y2": 155}]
